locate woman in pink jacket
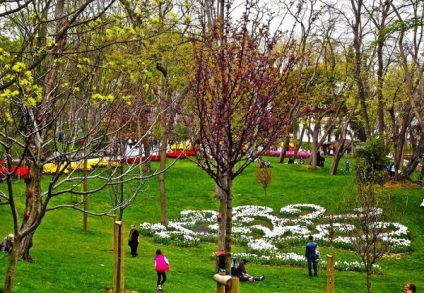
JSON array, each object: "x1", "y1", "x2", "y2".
[{"x1": 154, "y1": 249, "x2": 169, "y2": 291}]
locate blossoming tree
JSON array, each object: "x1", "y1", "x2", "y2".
[{"x1": 188, "y1": 0, "x2": 307, "y2": 274}]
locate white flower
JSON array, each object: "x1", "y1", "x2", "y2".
[
  {"x1": 248, "y1": 239, "x2": 277, "y2": 252},
  {"x1": 138, "y1": 203, "x2": 411, "y2": 272},
  {"x1": 280, "y1": 204, "x2": 326, "y2": 222}
]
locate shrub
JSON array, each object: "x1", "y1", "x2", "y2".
[{"x1": 354, "y1": 139, "x2": 390, "y2": 185}]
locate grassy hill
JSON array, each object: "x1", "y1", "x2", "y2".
[{"x1": 0, "y1": 155, "x2": 423, "y2": 293}]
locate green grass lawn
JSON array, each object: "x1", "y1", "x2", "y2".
[{"x1": 0, "y1": 155, "x2": 423, "y2": 292}]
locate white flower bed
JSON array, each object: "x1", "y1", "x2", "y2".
[{"x1": 139, "y1": 203, "x2": 410, "y2": 272}]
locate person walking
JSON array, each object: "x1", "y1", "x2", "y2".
[
  {"x1": 128, "y1": 224, "x2": 140, "y2": 257},
  {"x1": 344, "y1": 159, "x2": 350, "y2": 172},
  {"x1": 305, "y1": 235, "x2": 318, "y2": 277},
  {"x1": 154, "y1": 249, "x2": 170, "y2": 291}
]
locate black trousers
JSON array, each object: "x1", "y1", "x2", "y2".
[
  {"x1": 157, "y1": 272, "x2": 166, "y2": 286},
  {"x1": 129, "y1": 242, "x2": 138, "y2": 256}
]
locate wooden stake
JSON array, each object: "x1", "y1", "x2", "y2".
[
  {"x1": 326, "y1": 254, "x2": 335, "y2": 293},
  {"x1": 113, "y1": 221, "x2": 125, "y2": 293}
]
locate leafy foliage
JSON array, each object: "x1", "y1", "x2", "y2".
[{"x1": 354, "y1": 139, "x2": 390, "y2": 185}]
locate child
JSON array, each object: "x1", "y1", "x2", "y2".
[{"x1": 154, "y1": 249, "x2": 170, "y2": 291}]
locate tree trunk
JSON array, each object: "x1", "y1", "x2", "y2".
[
  {"x1": 366, "y1": 264, "x2": 372, "y2": 293},
  {"x1": 143, "y1": 135, "x2": 152, "y2": 172},
  {"x1": 329, "y1": 143, "x2": 343, "y2": 175},
  {"x1": 216, "y1": 176, "x2": 232, "y2": 281},
  {"x1": 18, "y1": 0, "x2": 67, "y2": 263},
  {"x1": 118, "y1": 164, "x2": 125, "y2": 221},
  {"x1": 352, "y1": 0, "x2": 371, "y2": 139},
  {"x1": 403, "y1": 132, "x2": 424, "y2": 179},
  {"x1": 159, "y1": 136, "x2": 168, "y2": 227},
  {"x1": 329, "y1": 138, "x2": 352, "y2": 175},
  {"x1": 295, "y1": 125, "x2": 306, "y2": 154},
  {"x1": 330, "y1": 137, "x2": 353, "y2": 175},
  {"x1": 20, "y1": 162, "x2": 42, "y2": 262},
  {"x1": 137, "y1": 121, "x2": 144, "y2": 176},
  {"x1": 376, "y1": 27, "x2": 386, "y2": 136},
  {"x1": 310, "y1": 124, "x2": 321, "y2": 169},
  {"x1": 20, "y1": 232, "x2": 34, "y2": 262},
  {"x1": 278, "y1": 135, "x2": 290, "y2": 163},
  {"x1": 392, "y1": 3, "x2": 424, "y2": 179},
  {"x1": 224, "y1": 177, "x2": 233, "y2": 280},
  {"x1": 216, "y1": 183, "x2": 226, "y2": 250},
  {"x1": 329, "y1": 101, "x2": 357, "y2": 175},
  {"x1": 292, "y1": 122, "x2": 299, "y2": 156},
  {"x1": 391, "y1": 108, "x2": 411, "y2": 180},
  {"x1": 83, "y1": 156, "x2": 89, "y2": 231},
  {"x1": 3, "y1": 240, "x2": 20, "y2": 293}
]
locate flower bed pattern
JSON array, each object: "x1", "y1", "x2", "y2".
[{"x1": 139, "y1": 204, "x2": 410, "y2": 273}]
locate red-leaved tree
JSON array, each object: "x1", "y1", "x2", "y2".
[{"x1": 188, "y1": 1, "x2": 308, "y2": 275}]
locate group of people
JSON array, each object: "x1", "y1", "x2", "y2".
[
  {"x1": 214, "y1": 235, "x2": 319, "y2": 282},
  {"x1": 2, "y1": 226, "x2": 416, "y2": 292},
  {"x1": 219, "y1": 235, "x2": 416, "y2": 292},
  {"x1": 128, "y1": 225, "x2": 170, "y2": 291},
  {"x1": 216, "y1": 250, "x2": 265, "y2": 283}
]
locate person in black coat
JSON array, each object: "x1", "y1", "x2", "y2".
[{"x1": 128, "y1": 225, "x2": 140, "y2": 257}]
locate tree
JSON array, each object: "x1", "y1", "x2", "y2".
[
  {"x1": 118, "y1": 0, "x2": 193, "y2": 228},
  {"x1": 256, "y1": 167, "x2": 272, "y2": 206},
  {"x1": 342, "y1": 183, "x2": 398, "y2": 293},
  {"x1": 275, "y1": 0, "x2": 355, "y2": 171},
  {"x1": 275, "y1": 0, "x2": 322, "y2": 165},
  {"x1": 389, "y1": 0, "x2": 424, "y2": 180},
  {"x1": 311, "y1": 6, "x2": 359, "y2": 174},
  {"x1": 367, "y1": 0, "x2": 396, "y2": 135},
  {"x1": 348, "y1": 0, "x2": 372, "y2": 140},
  {"x1": 0, "y1": 1, "x2": 167, "y2": 291},
  {"x1": 339, "y1": 139, "x2": 399, "y2": 293},
  {"x1": 188, "y1": 0, "x2": 306, "y2": 276}
]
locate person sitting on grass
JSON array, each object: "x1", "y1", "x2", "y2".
[
  {"x1": 234, "y1": 259, "x2": 264, "y2": 282},
  {"x1": 0, "y1": 234, "x2": 14, "y2": 253}
]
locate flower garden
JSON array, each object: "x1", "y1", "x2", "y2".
[{"x1": 139, "y1": 203, "x2": 410, "y2": 274}]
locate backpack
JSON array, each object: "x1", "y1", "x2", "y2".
[
  {"x1": 217, "y1": 254, "x2": 226, "y2": 272},
  {"x1": 231, "y1": 257, "x2": 242, "y2": 277}
]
